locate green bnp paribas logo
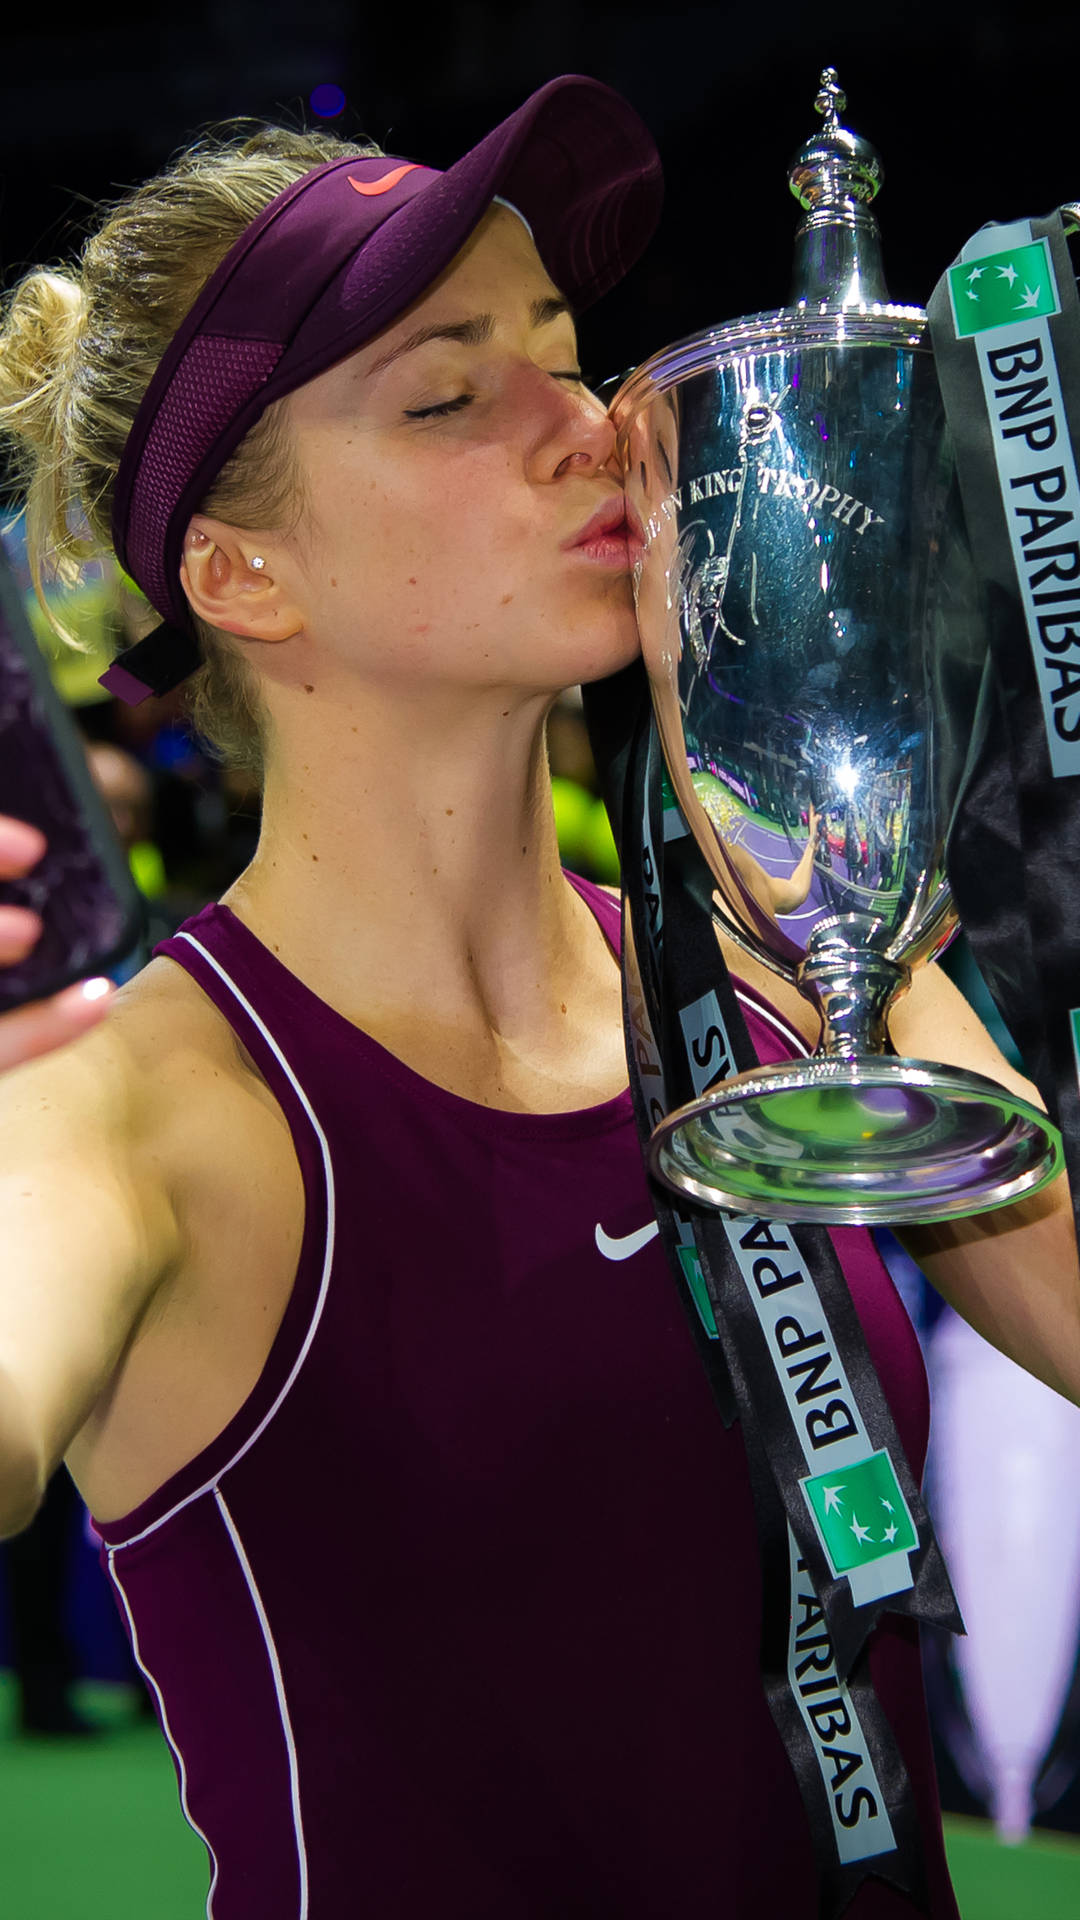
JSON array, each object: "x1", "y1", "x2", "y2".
[
  {"x1": 948, "y1": 239, "x2": 1060, "y2": 338},
  {"x1": 802, "y1": 1450, "x2": 917, "y2": 1576}
]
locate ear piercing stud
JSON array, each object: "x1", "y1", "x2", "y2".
[{"x1": 250, "y1": 555, "x2": 266, "y2": 570}]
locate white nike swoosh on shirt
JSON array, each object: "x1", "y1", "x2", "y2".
[{"x1": 594, "y1": 1220, "x2": 661, "y2": 1261}]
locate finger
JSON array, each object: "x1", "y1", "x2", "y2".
[
  {"x1": 0, "y1": 908, "x2": 43, "y2": 962},
  {"x1": 0, "y1": 816, "x2": 47, "y2": 879},
  {"x1": 0, "y1": 977, "x2": 115, "y2": 1075}
]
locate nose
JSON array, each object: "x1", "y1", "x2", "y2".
[{"x1": 524, "y1": 369, "x2": 618, "y2": 483}]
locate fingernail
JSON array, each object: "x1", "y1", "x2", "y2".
[
  {"x1": 61, "y1": 977, "x2": 114, "y2": 1010},
  {"x1": 79, "y1": 977, "x2": 114, "y2": 1001}
]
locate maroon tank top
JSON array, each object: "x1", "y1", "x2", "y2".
[{"x1": 92, "y1": 872, "x2": 957, "y2": 1919}]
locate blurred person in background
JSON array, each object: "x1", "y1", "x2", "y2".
[{"x1": 83, "y1": 739, "x2": 168, "y2": 970}]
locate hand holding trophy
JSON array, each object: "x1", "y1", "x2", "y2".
[{"x1": 611, "y1": 69, "x2": 1063, "y2": 1225}]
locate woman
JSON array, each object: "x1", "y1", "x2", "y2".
[{"x1": 0, "y1": 74, "x2": 1076, "y2": 1919}]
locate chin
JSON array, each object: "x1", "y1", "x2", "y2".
[
  {"x1": 563, "y1": 598, "x2": 642, "y2": 686},
  {"x1": 583, "y1": 625, "x2": 644, "y2": 685}
]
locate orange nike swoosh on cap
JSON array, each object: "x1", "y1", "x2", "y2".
[{"x1": 347, "y1": 163, "x2": 421, "y2": 196}]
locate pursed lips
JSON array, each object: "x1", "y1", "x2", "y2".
[{"x1": 563, "y1": 496, "x2": 646, "y2": 560}]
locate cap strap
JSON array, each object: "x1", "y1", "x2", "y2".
[{"x1": 98, "y1": 621, "x2": 204, "y2": 706}]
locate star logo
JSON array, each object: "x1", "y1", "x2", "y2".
[
  {"x1": 947, "y1": 239, "x2": 1058, "y2": 337},
  {"x1": 804, "y1": 1450, "x2": 918, "y2": 1576}
]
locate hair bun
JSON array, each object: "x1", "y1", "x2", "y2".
[
  {"x1": 0, "y1": 268, "x2": 85, "y2": 454},
  {"x1": 0, "y1": 124, "x2": 375, "y2": 769}
]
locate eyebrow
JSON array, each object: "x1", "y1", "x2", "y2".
[{"x1": 366, "y1": 295, "x2": 573, "y2": 378}]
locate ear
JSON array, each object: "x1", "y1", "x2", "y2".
[{"x1": 179, "y1": 516, "x2": 305, "y2": 642}]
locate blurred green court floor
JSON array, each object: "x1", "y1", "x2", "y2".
[{"x1": 0, "y1": 1674, "x2": 1078, "y2": 1916}]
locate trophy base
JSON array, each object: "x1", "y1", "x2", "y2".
[{"x1": 649, "y1": 1057, "x2": 1063, "y2": 1225}]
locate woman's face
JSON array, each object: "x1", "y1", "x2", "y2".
[{"x1": 274, "y1": 203, "x2": 642, "y2": 697}]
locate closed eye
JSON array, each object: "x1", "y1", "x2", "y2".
[
  {"x1": 404, "y1": 370, "x2": 587, "y2": 420},
  {"x1": 403, "y1": 395, "x2": 473, "y2": 419}
]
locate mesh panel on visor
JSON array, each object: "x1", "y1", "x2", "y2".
[{"x1": 130, "y1": 334, "x2": 284, "y2": 615}]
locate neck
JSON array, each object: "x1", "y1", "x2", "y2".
[{"x1": 220, "y1": 679, "x2": 603, "y2": 1033}]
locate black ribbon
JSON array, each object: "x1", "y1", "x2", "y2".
[
  {"x1": 928, "y1": 211, "x2": 1080, "y2": 1232},
  {"x1": 584, "y1": 660, "x2": 962, "y2": 1914}
]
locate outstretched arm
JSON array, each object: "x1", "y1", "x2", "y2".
[
  {"x1": 765, "y1": 805, "x2": 820, "y2": 916},
  {"x1": 723, "y1": 806, "x2": 820, "y2": 922}
]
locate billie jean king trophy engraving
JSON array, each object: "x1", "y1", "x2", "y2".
[{"x1": 611, "y1": 69, "x2": 1063, "y2": 1224}]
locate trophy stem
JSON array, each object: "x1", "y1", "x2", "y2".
[{"x1": 796, "y1": 948, "x2": 911, "y2": 1059}]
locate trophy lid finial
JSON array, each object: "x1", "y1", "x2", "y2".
[
  {"x1": 814, "y1": 67, "x2": 846, "y2": 131},
  {"x1": 787, "y1": 66, "x2": 890, "y2": 307},
  {"x1": 788, "y1": 68, "x2": 883, "y2": 212}
]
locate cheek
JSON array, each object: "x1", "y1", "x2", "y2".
[
  {"x1": 335, "y1": 457, "x2": 533, "y2": 612},
  {"x1": 306, "y1": 445, "x2": 630, "y2": 668}
]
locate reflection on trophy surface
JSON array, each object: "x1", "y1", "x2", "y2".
[{"x1": 613, "y1": 69, "x2": 1062, "y2": 1225}]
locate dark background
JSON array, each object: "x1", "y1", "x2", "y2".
[{"x1": 2, "y1": 3, "x2": 1077, "y2": 402}]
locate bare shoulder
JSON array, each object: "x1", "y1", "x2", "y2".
[
  {"x1": 0, "y1": 952, "x2": 264, "y2": 1511},
  {"x1": 110, "y1": 951, "x2": 238, "y2": 1060},
  {"x1": 98, "y1": 952, "x2": 277, "y2": 1206},
  {"x1": 81, "y1": 950, "x2": 303, "y2": 1335},
  {"x1": 0, "y1": 953, "x2": 236, "y2": 1172},
  {"x1": 51, "y1": 954, "x2": 305, "y2": 1520},
  {"x1": 108, "y1": 951, "x2": 258, "y2": 1098}
]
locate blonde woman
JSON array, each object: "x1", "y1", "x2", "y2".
[{"x1": 0, "y1": 76, "x2": 1075, "y2": 1919}]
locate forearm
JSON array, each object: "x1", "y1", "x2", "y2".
[
  {"x1": 896, "y1": 1170, "x2": 1080, "y2": 1406},
  {"x1": 768, "y1": 840, "x2": 817, "y2": 915}
]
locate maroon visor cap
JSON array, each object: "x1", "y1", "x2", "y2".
[{"x1": 102, "y1": 74, "x2": 662, "y2": 704}]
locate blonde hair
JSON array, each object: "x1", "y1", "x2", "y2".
[{"x1": 0, "y1": 122, "x2": 382, "y2": 783}]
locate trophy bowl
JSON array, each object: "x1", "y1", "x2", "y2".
[{"x1": 611, "y1": 297, "x2": 1062, "y2": 1225}]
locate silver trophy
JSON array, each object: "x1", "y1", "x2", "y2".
[{"x1": 612, "y1": 69, "x2": 1063, "y2": 1224}]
